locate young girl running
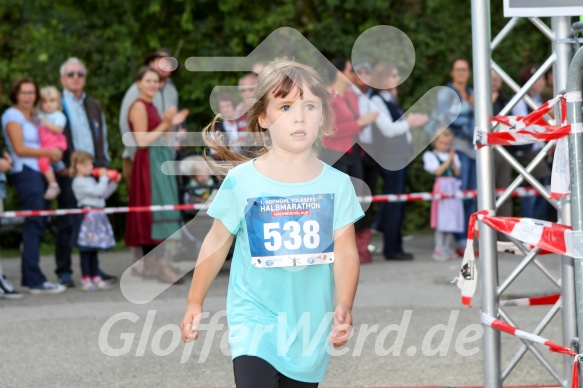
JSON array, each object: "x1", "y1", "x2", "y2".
[
  {"x1": 423, "y1": 128, "x2": 464, "y2": 261},
  {"x1": 70, "y1": 151, "x2": 118, "y2": 291},
  {"x1": 181, "y1": 58, "x2": 364, "y2": 387}
]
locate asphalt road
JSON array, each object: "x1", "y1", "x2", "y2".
[{"x1": 0, "y1": 228, "x2": 569, "y2": 387}]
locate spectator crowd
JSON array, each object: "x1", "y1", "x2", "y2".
[{"x1": 0, "y1": 51, "x2": 557, "y2": 298}]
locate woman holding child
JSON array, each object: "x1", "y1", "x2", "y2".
[{"x1": 1, "y1": 77, "x2": 65, "y2": 294}]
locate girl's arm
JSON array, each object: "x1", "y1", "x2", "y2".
[
  {"x1": 330, "y1": 223, "x2": 359, "y2": 348},
  {"x1": 451, "y1": 152, "x2": 461, "y2": 177},
  {"x1": 103, "y1": 182, "x2": 118, "y2": 199},
  {"x1": 6, "y1": 121, "x2": 62, "y2": 160},
  {"x1": 38, "y1": 116, "x2": 64, "y2": 133},
  {"x1": 424, "y1": 151, "x2": 451, "y2": 177},
  {"x1": 129, "y1": 101, "x2": 173, "y2": 148},
  {"x1": 182, "y1": 219, "x2": 235, "y2": 342},
  {"x1": 73, "y1": 176, "x2": 110, "y2": 200},
  {"x1": 371, "y1": 95, "x2": 409, "y2": 138},
  {"x1": 432, "y1": 158, "x2": 452, "y2": 177}
]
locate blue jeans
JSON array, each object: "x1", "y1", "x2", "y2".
[
  {"x1": 11, "y1": 166, "x2": 49, "y2": 288},
  {"x1": 55, "y1": 173, "x2": 75, "y2": 277},
  {"x1": 378, "y1": 167, "x2": 407, "y2": 257},
  {"x1": 453, "y1": 151, "x2": 477, "y2": 246}
]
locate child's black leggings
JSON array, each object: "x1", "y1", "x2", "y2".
[
  {"x1": 233, "y1": 356, "x2": 319, "y2": 388},
  {"x1": 80, "y1": 250, "x2": 99, "y2": 277}
]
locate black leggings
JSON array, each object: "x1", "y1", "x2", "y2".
[
  {"x1": 80, "y1": 250, "x2": 99, "y2": 278},
  {"x1": 233, "y1": 356, "x2": 319, "y2": 388}
]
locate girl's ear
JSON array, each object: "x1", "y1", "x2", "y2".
[{"x1": 258, "y1": 114, "x2": 269, "y2": 129}]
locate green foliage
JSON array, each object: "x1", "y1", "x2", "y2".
[{"x1": 0, "y1": 0, "x2": 555, "y2": 242}]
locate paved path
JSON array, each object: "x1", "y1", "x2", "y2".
[{"x1": 0, "y1": 231, "x2": 569, "y2": 387}]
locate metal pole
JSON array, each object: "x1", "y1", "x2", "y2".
[
  {"x1": 491, "y1": 17, "x2": 521, "y2": 51},
  {"x1": 567, "y1": 42, "x2": 583, "y2": 388},
  {"x1": 552, "y1": 16, "x2": 577, "y2": 385},
  {"x1": 492, "y1": 55, "x2": 556, "y2": 115},
  {"x1": 471, "y1": 0, "x2": 500, "y2": 386}
]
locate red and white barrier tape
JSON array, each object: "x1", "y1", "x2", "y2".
[
  {"x1": 456, "y1": 212, "x2": 583, "y2": 307},
  {"x1": 500, "y1": 293, "x2": 560, "y2": 307},
  {"x1": 0, "y1": 204, "x2": 210, "y2": 219},
  {"x1": 474, "y1": 95, "x2": 583, "y2": 199},
  {"x1": 476, "y1": 95, "x2": 563, "y2": 147},
  {"x1": 0, "y1": 187, "x2": 542, "y2": 219},
  {"x1": 481, "y1": 312, "x2": 580, "y2": 388},
  {"x1": 496, "y1": 241, "x2": 553, "y2": 255}
]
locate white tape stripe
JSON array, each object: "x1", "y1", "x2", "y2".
[
  {"x1": 481, "y1": 312, "x2": 494, "y2": 326},
  {"x1": 500, "y1": 298, "x2": 529, "y2": 307},
  {"x1": 565, "y1": 91, "x2": 582, "y2": 103},
  {"x1": 570, "y1": 122, "x2": 583, "y2": 134},
  {"x1": 515, "y1": 329, "x2": 546, "y2": 345}
]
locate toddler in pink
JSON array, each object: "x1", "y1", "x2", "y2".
[{"x1": 38, "y1": 86, "x2": 68, "y2": 200}]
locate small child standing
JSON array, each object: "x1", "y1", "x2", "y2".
[
  {"x1": 179, "y1": 155, "x2": 217, "y2": 204},
  {"x1": 423, "y1": 128, "x2": 464, "y2": 262},
  {"x1": 37, "y1": 86, "x2": 68, "y2": 200},
  {"x1": 70, "y1": 151, "x2": 118, "y2": 291}
]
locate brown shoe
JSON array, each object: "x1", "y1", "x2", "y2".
[{"x1": 155, "y1": 259, "x2": 184, "y2": 284}]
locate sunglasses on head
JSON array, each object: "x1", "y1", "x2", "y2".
[{"x1": 66, "y1": 71, "x2": 86, "y2": 78}]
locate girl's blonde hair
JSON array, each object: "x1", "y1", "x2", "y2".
[
  {"x1": 69, "y1": 151, "x2": 93, "y2": 177},
  {"x1": 203, "y1": 58, "x2": 335, "y2": 177},
  {"x1": 39, "y1": 86, "x2": 63, "y2": 110},
  {"x1": 432, "y1": 127, "x2": 454, "y2": 148}
]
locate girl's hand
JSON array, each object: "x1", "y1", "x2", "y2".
[
  {"x1": 181, "y1": 304, "x2": 204, "y2": 343},
  {"x1": 448, "y1": 148, "x2": 456, "y2": 160},
  {"x1": 328, "y1": 304, "x2": 353, "y2": 348},
  {"x1": 98, "y1": 168, "x2": 108, "y2": 177}
]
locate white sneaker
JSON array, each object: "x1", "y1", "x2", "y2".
[
  {"x1": 432, "y1": 247, "x2": 451, "y2": 262},
  {"x1": 0, "y1": 275, "x2": 23, "y2": 299},
  {"x1": 443, "y1": 246, "x2": 459, "y2": 260},
  {"x1": 29, "y1": 282, "x2": 66, "y2": 294},
  {"x1": 93, "y1": 276, "x2": 113, "y2": 290},
  {"x1": 81, "y1": 278, "x2": 98, "y2": 291}
]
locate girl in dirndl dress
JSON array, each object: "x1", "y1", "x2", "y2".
[
  {"x1": 423, "y1": 128, "x2": 464, "y2": 261},
  {"x1": 70, "y1": 151, "x2": 118, "y2": 291}
]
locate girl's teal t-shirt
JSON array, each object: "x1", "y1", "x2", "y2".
[{"x1": 207, "y1": 159, "x2": 364, "y2": 383}]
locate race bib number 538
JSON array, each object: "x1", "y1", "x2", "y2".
[{"x1": 244, "y1": 194, "x2": 335, "y2": 268}]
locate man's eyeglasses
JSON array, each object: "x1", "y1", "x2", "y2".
[{"x1": 66, "y1": 71, "x2": 86, "y2": 78}]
